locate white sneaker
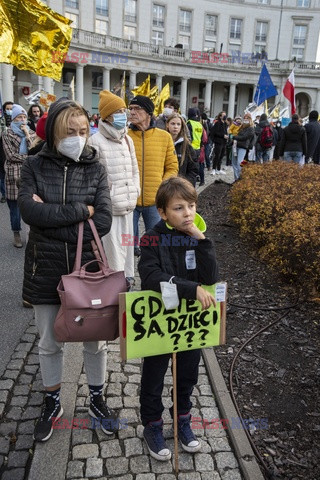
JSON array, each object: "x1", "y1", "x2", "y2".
[
  {"x1": 210, "y1": 169, "x2": 216, "y2": 175},
  {"x1": 217, "y1": 170, "x2": 226, "y2": 175}
]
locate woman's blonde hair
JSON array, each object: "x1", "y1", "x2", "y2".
[
  {"x1": 166, "y1": 113, "x2": 191, "y2": 167},
  {"x1": 53, "y1": 104, "x2": 89, "y2": 148},
  {"x1": 240, "y1": 112, "x2": 254, "y2": 129}
]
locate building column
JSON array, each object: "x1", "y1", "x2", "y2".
[
  {"x1": 76, "y1": 64, "x2": 84, "y2": 104},
  {"x1": 129, "y1": 70, "x2": 137, "y2": 92},
  {"x1": 103, "y1": 66, "x2": 111, "y2": 90},
  {"x1": 2, "y1": 64, "x2": 14, "y2": 102},
  {"x1": 228, "y1": 82, "x2": 236, "y2": 118},
  {"x1": 43, "y1": 77, "x2": 54, "y2": 95},
  {"x1": 204, "y1": 80, "x2": 212, "y2": 114},
  {"x1": 314, "y1": 88, "x2": 320, "y2": 112},
  {"x1": 180, "y1": 77, "x2": 189, "y2": 116},
  {"x1": 156, "y1": 74, "x2": 163, "y2": 91}
]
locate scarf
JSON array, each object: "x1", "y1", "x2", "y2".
[
  {"x1": 98, "y1": 120, "x2": 127, "y2": 142},
  {"x1": 11, "y1": 122, "x2": 29, "y2": 154}
]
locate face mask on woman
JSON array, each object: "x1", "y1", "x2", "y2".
[
  {"x1": 6, "y1": 110, "x2": 12, "y2": 116},
  {"x1": 163, "y1": 107, "x2": 174, "y2": 117},
  {"x1": 90, "y1": 121, "x2": 95, "y2": 127},
  {"x1": 112, "y1": 112, "x2": 127, "y2": 130},
  {"x1": 243, "y1": 120, "x2": 250, "y2": 124},
  {"x1": 57, "y1": 136, "x2": 86, "y2": 162}
]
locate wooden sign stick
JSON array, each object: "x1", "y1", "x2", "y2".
[{"x1": 172, "y1": 352, "x2": 179, "y2": 476}]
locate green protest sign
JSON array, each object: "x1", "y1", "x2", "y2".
[{"x1": 119, "y1": 283, "x2": 226, "y2": 360}]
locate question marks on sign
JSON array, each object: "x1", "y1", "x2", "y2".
[
  {"x1": 185, "y1": 330, "x2": 195, "y2": 347},
  {"x1": 170, "y1": 333, "x2": 181, "y2": 351},
  {"x1": 199, "y1": 329, "x2": 209, "y2": 346}
]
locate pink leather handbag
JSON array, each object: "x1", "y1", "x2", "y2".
[{"x1": 54, "y1": 218, "x2": 127, "y2": 342}]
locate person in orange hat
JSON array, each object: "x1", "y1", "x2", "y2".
[{"x1": 88, "y1": 90, "x2": 140, "y2": 286}]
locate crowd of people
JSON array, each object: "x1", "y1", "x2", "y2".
[{"x1": 0, "y1": 91, "x2": 319, "y2": 462}]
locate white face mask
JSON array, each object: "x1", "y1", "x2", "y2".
[
  {"x1": 57, "y1": 136, "x2": 86, "y2": 162},
  {"x1": 163, "y1": 107, "x2": 174, "y2": 117}
]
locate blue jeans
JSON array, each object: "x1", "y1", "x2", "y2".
[
  {"x1": 232, "y1": 147, "x2": 246, "y2": 181},
  {"x1": 133, "y1": 205, "x2": 161, "y2": 240},
  {"x1": 283, "y1": 151, "x2": 303, "y2": 164},
  {"x1": 7, "y1": 199, "x2": 21, "y2": 231},
  {"x1": 256, "y1": 148, "x2": 271, "y2": 163}
]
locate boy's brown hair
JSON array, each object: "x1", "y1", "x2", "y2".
[{"x1": 156, "y1": 176, "x2": 198, "y2": 212}]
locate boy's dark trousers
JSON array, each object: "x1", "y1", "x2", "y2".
[{"x1": 140, "y1": 349, "x2": 201, "y2": 426}]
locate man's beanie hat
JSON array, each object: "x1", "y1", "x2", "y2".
[
  {"x1": 129, "y1": 95, "x2": 154, "y2": 115},
  {"x1": 11, "y1": 104, "x2": 27, "y2": 120},
  {"x1": 98, "y1": 90, "x2": 126, "y2": 119}
]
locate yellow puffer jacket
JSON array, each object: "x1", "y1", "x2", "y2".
[{"x1": 128, "y1": 126, "x2": 178, "y2": 207}]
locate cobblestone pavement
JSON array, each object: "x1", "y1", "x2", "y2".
[{"x1": 0, "y1": 167, "x2": 243, "y2": 480}]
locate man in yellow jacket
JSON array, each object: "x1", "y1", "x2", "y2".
[{"x1": 128, "y1": 95, "x2": 178, "y2": 256}]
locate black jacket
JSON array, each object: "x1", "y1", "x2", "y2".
[
  {"x1": 279, "y1": 122, "x2": 307, "y2": 156},
  {"x1": 233, "y1": 126, "x2": 255, "y2": 150},
  {"x1": 138, "y1": 219, "x2": 219, "y2": 300},
  {"x1": 210, "y1": 120, "x2": 227, "y2": 145},
  {"x1": 18, "y1": 144, "x2": 112, "y2": 304},
  {"x1": 305, "y1": 120, "x2": 320, "y2": 159},
  {"x1": 174, "y1": 139, "x2": 199, "y2": 186}
]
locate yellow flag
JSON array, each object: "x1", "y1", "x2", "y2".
[
  {"x1": 270, "y1": 103, "x2": 280, "y2": 118},
  {"x1": 264, "y1": 100, "x2": 268, "y2": 115},
  {"x1": 0, "y1": 0, "x2": 72, "y2": 81},
  {"x1": 154, "y1": 83, "x2": 170, "y2": 117},
  {"x1": 131, "y1": 75, "x2": 150, "y2": 97},
  {"x1": 149, "y1": 85, "x2": 159, "y2": 103}
]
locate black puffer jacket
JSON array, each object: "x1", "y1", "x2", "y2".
[
  {"x1": 279, "y1": 122, "x2": 307, "y2": 156},
  {"x1": 305, "y1": 119, "x2": 320, "y2": 159},
  {"x1": 18, "y1": 100, "x2": 112, "y2": 305}
]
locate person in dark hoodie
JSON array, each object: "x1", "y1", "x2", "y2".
[
  {"x1": 279, "y1": 113, "x2": 307, "y2": 163},
  {"x1": 18, "y1": 99, "x2": 114, "y2": 443},
  {"x1": 255, "y1": 113, "x2": 273, "y2": 163},
  {"x1": 209, "y1": 111, "x2": 228, "y2": 175},
  {"x1": 305, "y1": 110, "x2": 320, "y2": 163},
  {"x1": 138, "y1": 176, "x2": 218, "y2": 461}
]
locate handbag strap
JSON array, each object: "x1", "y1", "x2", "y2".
[{"x1": 74, "y1": 219, "x2": 110, "y2": 271}]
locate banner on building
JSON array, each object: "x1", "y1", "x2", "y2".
[{"x1": 0, "y1": 0, "x2": 72, "y2": 81}]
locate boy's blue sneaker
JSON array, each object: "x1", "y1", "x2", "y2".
[
  {"x1": 178, "y1": 413, "x2": 201, "y2": 453},
  {"x1": 143, "y1": 419, "x2": 172, "y2": 461}
]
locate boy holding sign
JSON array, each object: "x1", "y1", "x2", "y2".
[{"x1": 138, "y1": 176, "x2": 219, "y2": 461}]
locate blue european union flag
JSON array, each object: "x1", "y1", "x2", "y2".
[{"x1": 253, "y1": 64, "x2": 278, "y2": 105}]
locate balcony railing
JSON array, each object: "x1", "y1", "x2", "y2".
[{"x1": 70, "y1": 29, "x2": 320, "y2": 72}]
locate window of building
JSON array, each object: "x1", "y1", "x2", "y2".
[
  {"x1": 292, "y1": 25, "x2": 307, "y2": 59},
  {"x1": 257, "y1": 0, "x2": 270, "y2": 4},
  {"x1": 179, "y1": 9, "x2": 192, "y2": 33},
  {"x1": 151, "y1": 30, "x2": 164, "y2": 46},
  {"x1": 66, "y1": 0, "x2": 79, "y2": 8},
  {"x1": 96, "y1": 0, "x2": 108, "y2": 16},
  {"x1": 124, "y1": 25, "x2": 136, "y2": 40},
  {"x1": 255, "y1": 21, "x2": 267, "y2": 42},
  {"x1": 173, "y1": 81, "x2": 181, "y2": 96},
  {"x1": 124, "y1": 0, "x2": 137, "y2": 23},
  {"x1": 95, "y1": 19, "x2": 108, "y2": 35},
  {"x1": 205, "y1": 14, "x2": 217, "y2": 37},
  {"x1": 92, "y1": 72, "x2": 103, "y2": 88},
  {"x1": 178, "y1": 35, "x2": 190, "y2": 49},
  {"x1": 230, "y1": 18, "x2": 242, "y2": 40},
  {"x1": 65, "y1": 12, "x2": 78, "y2": 28},
  {"x1": 297, "y1": 0, "x2": 310, "y2": 7},
  {"x1": 199, "y1": 83, "x2": 205, "y2": 99},
  {"x1": 153, "y1": 4, "x2": 165, "y2": 28}
]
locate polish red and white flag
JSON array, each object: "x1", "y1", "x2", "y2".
[{"x1": 283, "y1": 69, "x2": 296, "y2": 115}]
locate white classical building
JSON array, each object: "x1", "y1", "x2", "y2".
[{"x1": 1, "y1": 0, "x2": 320, "y2": 117}]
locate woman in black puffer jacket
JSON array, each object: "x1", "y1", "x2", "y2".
[
  {"x1": 232, "y1": 112, "x2": 255, "y2": 181},
  {"x1": 279, "y1": 113, "x2": 307, "y2": 163},
  {"x1": 18, "y1": 99, "x2": 114, "y2": 443}
]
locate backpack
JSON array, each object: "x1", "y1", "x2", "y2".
[{"x1": 259, "y1": 125, "x2": 273, "y2": 149}]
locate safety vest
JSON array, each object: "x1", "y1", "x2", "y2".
[{"x1": 188, "y1": 120, "x2": 203, "y2": 150}]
